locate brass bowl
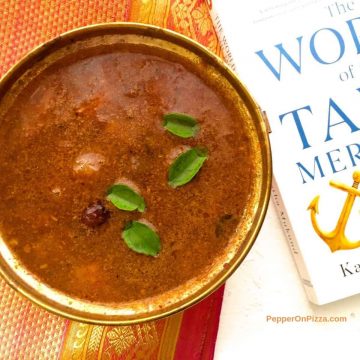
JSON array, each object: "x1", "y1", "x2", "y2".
[{"x1": 0, "y1": 23, "x2": 271, "y2": 325}]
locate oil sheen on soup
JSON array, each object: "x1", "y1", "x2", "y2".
[{"x1": 0, "y1": 45, "x2": 253, "y2": 303}]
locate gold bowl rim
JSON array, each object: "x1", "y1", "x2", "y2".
[{"x1": 0, "y1": 22, "x2": 272, "y2": 325}]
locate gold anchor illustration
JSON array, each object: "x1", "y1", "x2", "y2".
[{"x1": 307, "y1": 170, "x2": 360, "y2": 252}]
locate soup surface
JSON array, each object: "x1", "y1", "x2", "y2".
[{"x1": 0, "y1": 44, "x2": 253, "y2": 303}]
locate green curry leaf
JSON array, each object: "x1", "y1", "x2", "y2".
[
  {"x1": 122, "y1": 221, "x2": 161, "y2": 256},
  {"x1": 163, "y1": 113, "x2": 199, "y2": 138},
  {"x1": 168, "y1": 147, "x2": 208, "y2": 188},
  {"x1": 106, "y1": 184, "x2": 146, "y2": 212}
]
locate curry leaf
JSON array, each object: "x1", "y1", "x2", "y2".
[
  {"x1": 122, "y1": 221, "x2": 161, "y2": 256},
  {"x1": 163, "y1": 113, "x2": 199, "y2": 138},
  {"x1": 168, "y1": 147, "x2": 208, "y2": 188},
  {"x1": 106, "y1": 184, "x2": 145, "y2": 212}
]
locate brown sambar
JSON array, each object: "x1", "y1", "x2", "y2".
[{"x1": 0, "y1": 24, "x2": 271, "y2": 324}]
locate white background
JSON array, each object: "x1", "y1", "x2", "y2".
[
  {"x1": 212, "y1": 1, "x2": 360, "y2": 358},
  {"x1": 214, "y1": 201, "x2": 360, "y2": 359}
]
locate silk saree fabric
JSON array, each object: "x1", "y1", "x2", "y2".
[{"x1": 0, "y1": 1, "x2": 225, "y2": 359}]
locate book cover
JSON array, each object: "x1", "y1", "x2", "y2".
[{"x1": 209, "y1": 0, "x2": 360, "y2": 304}]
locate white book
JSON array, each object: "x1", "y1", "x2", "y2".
[{"x1": 209, "y1": 0, "x2": 360, "y2": 304}]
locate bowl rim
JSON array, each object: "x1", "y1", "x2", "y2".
[{"x1": 0, "y1": 22, "x2": 272, "y2": 325}]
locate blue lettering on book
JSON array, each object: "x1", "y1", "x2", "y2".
[
  {"x1": 347, "y1": 17, "x2": 360, "y2": 52},
  {"x1": 278, "y1": 97, "x2": 360, "y2": 150},
  {"x1": 280, "y1": 89, "x2": 360, "y2": 184},
  {"x1": 255, "y1": 37, "x2": 303, "y2": 80},
  {"x1": 347, "y1": 143, "x2": 360, "y2": 165},
  {"x1": 325, "y1": 98, "x2": 360, "y2": 141},
  {"x1": 297, "y1": 157, "x2": 325, "y2": 183},
  {"x1": 310, "y1": 28, "x2": 345, "y2": 64},
  {"x1": 279, "y1": 106, "x2": 312, "y2": 149},
  {"x1": 255, "y1": 17, "x2": 360, "y2": 80},
  {"x1": 254, "y1": 10, "x2": 360, "y2": 184},
  {"x1": 327, "y1": 149, "x2": 348, "y2": 173},
  {"x1": 296, "y1": 143, "x2": 360, "y2": 184}
]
